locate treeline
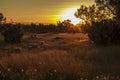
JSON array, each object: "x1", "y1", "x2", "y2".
[
  {"x1": 0, "y1": 12, "x2": 82, "y2": 43},
  {"x1": 0, "y1": 12, "x2": 81, "y2": 34},
  {"x1": 0, "y1": 22, "x2": 80, "y2": 34},
  {"x1": 0, "y1": 19, "x2": 81, "y2": 43}
]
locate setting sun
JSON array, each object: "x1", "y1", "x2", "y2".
[{"x1": 60, "y1": 8, "x2": 81, "y2": 25}]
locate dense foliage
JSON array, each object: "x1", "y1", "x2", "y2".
[
  {"x1": 88, "y1": 20, "x2": 120, "y2": 45},
  {"x1": 0, "y1": 13, "x2": 6, "y2": 24},
  {"x1": 1, "y1": 24, "x2": 24, "y2": 43},
  {"x1": 95, "y1": 0, "x2": 120, "y2": 21},
  {"x1": 75, "y1": 4, "x2": 113, "y2": 23}
]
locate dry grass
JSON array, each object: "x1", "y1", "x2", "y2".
[{"x1": 0, "y1": 33, "x2": 120, "y2": 80}]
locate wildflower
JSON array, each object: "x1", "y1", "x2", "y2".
[
  {"x1": 103, "y1": 76, "x2": 107, "y2": 80},
  {"x1": 21, "y1": 69, "x2": 24, "y2": 72},
  {"x1": 38, "y1": 62, "x2": 42, "y2": 65},
  {"x1": 7, "y1": 68, "x2": 11, "y2": 72},
  {"x1": 116, "y1": 76, "x2": 120, "y2": 79},
  {"x1": 96, "y1": 76, "x2": 99, "y2": 79},
  {"x1": 80, "y1": 77, "x2": 83, "y2": 80},
  {"x1": 29, "y1": 78, "x2": 32, "y2": 80},
  {"x1": 54, "y1": 69, "x2": 57, "y2": 72},
  {"x1": 34, "y1": 69, "x2": 37, "y2": 72}
]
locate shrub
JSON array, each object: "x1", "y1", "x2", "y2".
[
  {"x1": 88, "y1": 20, "x2": 120, "y2": 45},
  {"x1": 1, "y1": 24, "x2": 24, "y2": 43}
]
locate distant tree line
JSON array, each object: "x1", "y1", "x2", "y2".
[
  {"x1": 0, "y1": 12, "x2": 80, "y2": 34},
  {"x1": 21, "y1": 20, "x2": 80, "y2": 33},
  {"x1": 0, "y1": 13, "x2": 81, "y2": 43},
  {"x1": 0, "y1": 21, "x2": 80, "y2": 34}
]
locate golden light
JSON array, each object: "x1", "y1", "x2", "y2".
[{"x1": 60, "y1": 8, "x2": 82, "y2": 25}]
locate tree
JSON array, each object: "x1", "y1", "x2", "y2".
[
  {"x1": 75, "y1": 1, "x2": 120, "y2": 45},
  {"x1": 0, "y1": 13, "x2": 6, "y2": 24},
  {"x1": 57, "y1": 20, "x2": 74, "y2": 32},
  {"x1": 75, "y1": 4, "x2": 113, "y2": 24},
  {"x1": 1, "y1": 23, "x2": 24, "y2": 43},
  {"x1": 95, "y1": 0, "x2": 120, "y2": 21}
]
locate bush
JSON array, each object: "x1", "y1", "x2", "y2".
[
  {"x1": 1, "y1": 24, "x2": 24, "y2": 43},
  {"x1": 88, "y1": 20, "x2": 120, "y2": 45}
]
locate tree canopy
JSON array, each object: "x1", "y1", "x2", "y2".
[
  {"x1": 95, "y1": 0, "x2": 120, "y2": 21},
  {"x1": 75, "y1": 0, "x2": 120, "y2": 23},
  {"x1": 0, "y1": 13, "x2": 6, "y2": 23}
]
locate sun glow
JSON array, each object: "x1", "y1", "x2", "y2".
[{"x1": 60, "y1": 8, "x2": 81, "y2": 25}]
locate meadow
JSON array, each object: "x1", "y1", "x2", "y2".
[{"x1": 0, "y1": 33, "x2": 120, "y2": 80}]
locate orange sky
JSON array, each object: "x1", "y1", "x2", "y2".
[{"x1": 0, "y1": 0, "x2": 94, "y2": 24}]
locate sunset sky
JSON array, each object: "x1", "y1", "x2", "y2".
[{"x1": 0, "y1": 0, "x2": 94, "y2": 24}]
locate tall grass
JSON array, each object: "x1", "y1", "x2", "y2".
[{"x1": 0, "y1": 33, "x2": 120, "y2": 80}]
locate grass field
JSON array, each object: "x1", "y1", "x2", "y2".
[{"x1": 0, "y1": 33, "x2": 120, "y2": 80}]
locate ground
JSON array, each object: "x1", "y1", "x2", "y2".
[{"x1": 0, "y1": 33, "x2": 120, "y2": 80}]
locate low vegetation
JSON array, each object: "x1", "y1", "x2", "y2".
[
  {"x1": 1, "y1": 24, "x2": 24, "y2": 43},
  {"x1": 88, "y1": 20, "x2": 120, "y2": 45},
  {"x1": 0, "y1": 33, "x2": 120, "y2": 80}
]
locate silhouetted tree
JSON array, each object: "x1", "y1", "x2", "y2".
[
  {"x1": 56, "y1": 20, "x2": 76, "y2": 33},
  {"x1": 75, "y1": 4, "x2": 113, "y2": 24},
  {"x1": 75, "y1": 1, "x2": 120, "y2": 45},
  {"x1": 0, "y1": 13, "x2": 6, "y2": 24},
  {"x1": 95, "y1": 0, "x2": 120, "y2": 21}
]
